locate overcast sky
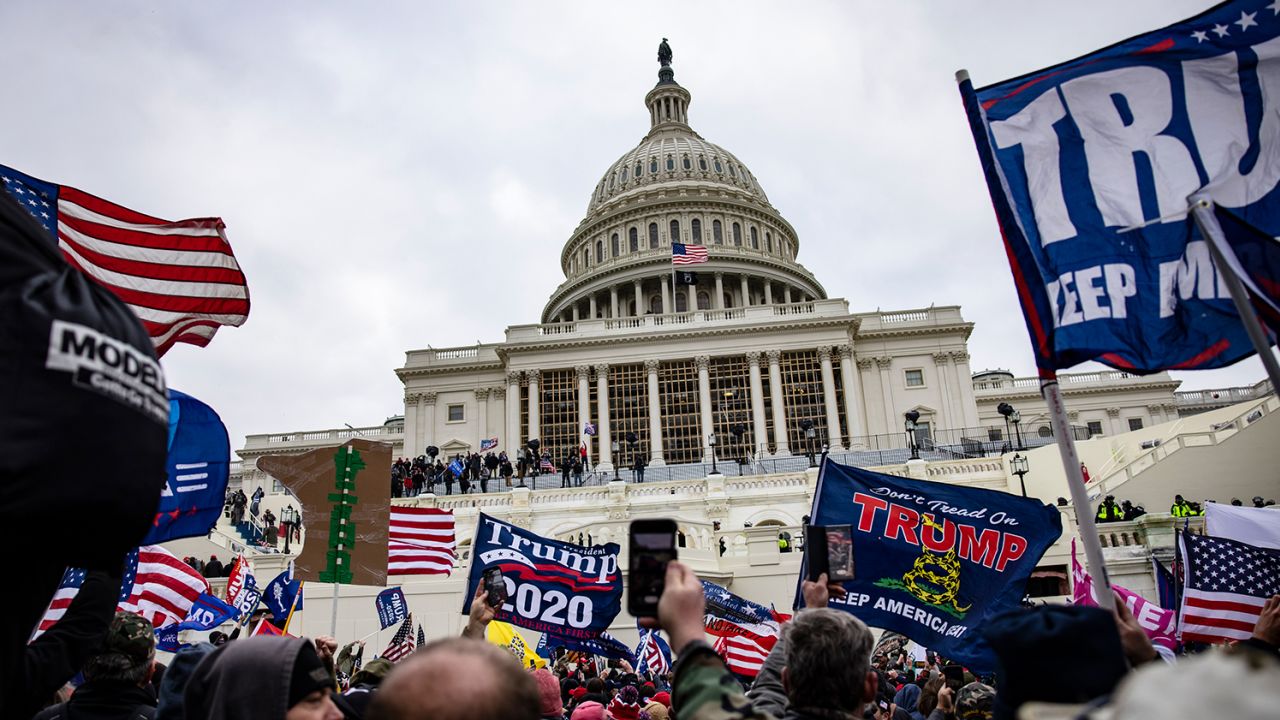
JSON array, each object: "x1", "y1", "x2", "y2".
[{"x1": 3, "y1": 0, "x2": 1269, "y2": 450}]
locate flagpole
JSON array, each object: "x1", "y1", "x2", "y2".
[
  {"x1": 1042, "y1": 373, "x2": 1115, "y2": 614},
  {"x1": 283, "y1": 580, "x2": 304, "y2": 635},
  {"x1": 1188, "y1": 195, "x2": 1280, "y2": 390}
]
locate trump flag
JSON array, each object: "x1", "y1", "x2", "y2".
[
  {"x1": 463, "y1": 513, "x2": 621, "y2": 640},
  {"x1": 802, "y1": 461, "x2": 1061, "y2": 674},
  {"x1": 960, "y1": 0, "x2": 1280, "y2": 372}
]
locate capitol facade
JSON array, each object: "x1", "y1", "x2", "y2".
[{"x1": 219, "y1": 47, "x2": 1275, "y2": 644}]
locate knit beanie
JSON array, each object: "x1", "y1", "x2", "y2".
[
  {"x1": 533, "y1": 669, "x2": 563, "y2": 717},
  {"x1": 608, "y1": 684, "x2": 642, "y2": 720},
  {"x1": 288, "y1": 641, "x2": 333, "y2": 708}
]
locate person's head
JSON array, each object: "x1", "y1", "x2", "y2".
[
  {"x1": 955, "y1": 681, "x2": 996, "y2": 720},
  {"x1": 184, "y1": 636, "x2": 340, "y2": 720},
  {"x1": 1105, "y1": 495, "x2": 1114, "y2": 503},
  {"x1": 532, "y1": 668, "x2": 563, "y2": 718},
  {"x1": 210, "y1": 555, "x2": 218, "y2": 562},
  {"x1": 1175, "y1": 494, "x2": 1185, "y2": 503},
  {"x1": 83, "y1": 612, "x2": 156, "y2": 687},
  {"x1": 781, "y1": 608, "x2": 876, "y2": 714},
  {"x1": 366, "y1": 637, "x2": 539, "y2": 720},
  {"x1": 585, "y1": 677, "x2": 604, "y2": 695},
  {"x1": 1232, "y1": 497, "x2": 1243, "y2": 506},
  {"x1": 918, "y1": 677, "x2": 944, "y2": 717},
  {"x1": 1254, "y1": 496, "x2": 1266, "y2": 507}
]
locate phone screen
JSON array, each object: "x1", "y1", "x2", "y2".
[
  {"x1": 942, "y1": 664, "x2": 964, "y2": 690},
  {"x1": 628, "y1": 520, "x2": 677, "y2": 617},
  {"x1": 483, "y1": 566, "x2": 508, "y2": 608},
  {"x1": 824, "y1": 524, "x2": 856, "y2": 582}
]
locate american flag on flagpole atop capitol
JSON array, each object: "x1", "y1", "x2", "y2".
[
  {"x1": 0, "y1": 163, "x2": 248, "y2": 356},
  {"x1": 35, "y1": 545, "x2": 210, "y2": 638},
  {"x1": 1179, "y1": 532, "x2": 1280, "y2": 644},
  {"x1": 388, "y1": 507, "x2": 457, "y2": 576},
  {"x1": 671, "y1": 242, "x2": 708, "y2": 265}
]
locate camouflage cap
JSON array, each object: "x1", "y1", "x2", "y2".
[
  {"x1": 104, "y1": 611, "x2": 155, "y2": 661},
  {"x1": 956, "y1": 681, "x2": 996, "y2": 720}
]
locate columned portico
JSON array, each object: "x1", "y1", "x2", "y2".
[
  {"x1": 767, "y1": 350, "x2": 790, "y2": 456},
  {"x1": 595, "y1": 364, "x2": 613, "y2": 472},
  {"x1": 818, "y1": 347, "x2": 845, "y2": 452},
  {"x1": 696, "y1": 355, "x2": 713, "y2": 462},
  {"x1": 645, "y1": 359, "x2": 666, "y2": 466}
]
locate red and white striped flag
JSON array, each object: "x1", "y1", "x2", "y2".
[
  {"x1": 35, "y1": 544, "x2": 210, "y2": 637},
  {"x1": 1, "y1": 164, "x2": 249, "y2": 356},
  {"x1": 712, "y1": 633, "x2": 775, "y2": 678},
  {"x1": 672, "y1": 242, "x2": 709, "y2": 265},
  {"x1": 389, "y1": 507, "x2": 456, "y2": 576},
  {"x1": 382, "y1": 615, "x2": 416, "y2": 663},
  {"x1": 1179, "y1": 532, "x2": 1279, "y2": 644}
]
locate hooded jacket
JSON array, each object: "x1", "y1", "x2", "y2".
[{"x1": 183, "y1": 636, "x2": 309, "y2": 720}]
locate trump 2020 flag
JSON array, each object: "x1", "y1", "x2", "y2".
[
  {"x1": 802, "y1": 461, "x2": 1061, "y2": 674},
  {"x1": 463, "y1": 513, "x2": 621, "y2": 640},
  {"x1": 143, "y1": 389, "x2": 230, "y2": 545},
  {"x1": 959, "y1": 0, "x2": 1280, "y2": 372},
  {"x1": 376, "y1": 587, "x2": 409, "y2": 630}
]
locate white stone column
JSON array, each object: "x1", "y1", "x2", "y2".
[
  {"x1": 739, "y1": 275, "x2": 750, "y2": 307},
  {"x1": 696, "y1": 355, "x2": 713, "y2": 462},
  {"x1": 492, "y1": 387, "x2": 505, "y2": 448},
  {"x1": 526, "y1": 370, "x2": 540, "y2": 442},
  {"x1": 818, "y1": 347, "x2": 845, "y2": 452},
  {"x1": 588, "y1": 295, "x2": 597, "y2": 319},
  {"x1": 661, "y1": 276, "x2": 671, "y2": 314},
  {"x1": 837, "y1": 345, "x2": 865, "y2": 446},
  {"x1": 950, "y1": 351, "x2": 980, "y2": 428},
  {"x1": 783, "y1": 286, "x2": 793, "y2": 304},
  {"x1": 576, "y1": 365, "x2": 592, "y2": 467},
  {"x1": 645, "y1": 359, "x2": 666, "y2": 466},
  {"x1": 633, "y1": 280, "x2": 643, "y2": 316},
  {"x1": 932, "y1": 353, "x2": 955, "y2": 429},
  {"x1": 475, "y1": 388, "x2": 489, "y2": 449},
  {"x1": 422, "y1": 392, "x2": 437, "y2": 452},
  {"x1": 747, "y1": 352, "x2": 767, "y2": 459},
  {"x1": 764, "y1": 282, "x2": 773, "y2": 305},
  {"x1": 714, "y1": 272, "x2": 725, "y2": 310},
  {"x1": 1106, "y1": 407, "x2": 1122, "y2": 436},
  {"x1": 610, "y1": 287, "x2": 619, "y2": 319},
  {"x1": 596, "y1": 364, "x2": 613, "y2": 471},
  {"x1": 505, "y1": 371, "x2": 520, "y2": 454},
  {"x1": 876, "y1": 357, "x2": 896, "y2": 432},
  {"x1": 402, "y1": 392, "x2": 420, "y2": 457},
  {"x1": 572, "y1": 305, "x2": 580, "y2": 321},
  {"x1": 767, "y1": 350, "x2": 791, "y2": 456}
]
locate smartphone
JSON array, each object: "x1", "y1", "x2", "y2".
[
  {"x1": 482, "y1": 566, "x2": 508, "y2": 608},
  {"x1": 805, "y1": 524, "x2": 856, "y2": 583},
  {"x1": 942, "y1": 663, "x2": 964, "y2": 691},
  {"x1": 627, "y1": 518, "x2": 678, "y2": 617}
]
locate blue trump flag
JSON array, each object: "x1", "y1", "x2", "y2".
[
  {"x1": 464, "y1": 513, "x2": 622, "y2": 640},
  {"x1": 376, "y1": 587, "x2": 409, "y2": 630},
  {"x1": 801, "y1": 461, "x2": 1061, "y2": 674},
  {"x1": 960, "y1": 0, "x2": 1280, "y2": 373},
  {"x1": 264, "y1": 565, "x2": 303, "y2": 624},
  {"x1": 143, "y1": 389, "x2": 231, "y2": 545},
  {"x1": 536, "y1": 629, "x2": 635, "y2": 664}
]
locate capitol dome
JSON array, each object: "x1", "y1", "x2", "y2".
[{"x1": 542, "y1": 43, "x2": 826, "y2": 324}]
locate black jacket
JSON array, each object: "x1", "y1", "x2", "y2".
[{"x1": 33, "y1": 680, "x2": 157, "y2": 720}]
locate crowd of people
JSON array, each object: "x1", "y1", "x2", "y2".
[{"x1": 15, "y1": 554, "x2": 1280, "y2": 720}]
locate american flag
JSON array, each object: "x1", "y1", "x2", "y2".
[
  {"x1": 672, "y1": 242, "x2": 709, "y2": 265},
  {"x1": 417, "y1": 623, "x2": 427, "y2": 649},
  {"x1": 1179, "y1": 533, "x2": 1280, "y2": 644},
  {"x1": 388, "y1": 507, "x2": 457, "y2": 576},
  {"x1": 712, "y1": 633, "x2": 774, "y2": 678},
  {"x1": 700, "y1": 580, "x2": 788, "y2": 679},
  {"x1": 0, "y1": 164, "x2": 248, "y2": 356},
  {"x1": 35, "y1": 545, "x2": 210, "y2": 637},
  {"x1": 382, "y1": 615, "x2": 416, "y2": 663},
  {"x1": 635, "y1": 628, "x2": 671, "y2": 674}
]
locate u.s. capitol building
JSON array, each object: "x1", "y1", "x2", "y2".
[{"x1": 217, "y1": 46, "x2": 1275, "y2": 645}]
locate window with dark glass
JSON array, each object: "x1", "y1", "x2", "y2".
[
  {"x1": 622, "y1": 167, "x2": 629, "y2": 182},
  {"x1": 675, "y1": 291, "x2": 687, "y2": 312},
  {"x1": 728, "y1": 164, "x2": 737, "y2": 177},
  {"x1": 1087, "y1": 421, "x2": 1103, "y2": 437},
  {"x1": 766, "y1": 232, "x2": 772, "y2": 252},
  {"x1": 697, "y1": 291, "x2": 710, "y2": 309},
  {"x1": 1128, "y1": 418, "x2": 1144, "y2": 431},
  {"x1": 691, "y1": 218, "x2": 702, "y2": 242},
  {"x1": 596, "y1": 240, "x2": 603, "y2": 263},
  {"x1": 713, "y1": 220, "x2": 723, "y2": 244},
  {"x1": 699, "y1": 157, "x2": 708, "y2": 171},
  {"x1": 750, "y1": 226, "x2": 759, "y2": 249},
  {"x1": 666, "y1": 155, "x2": 675, "y2": 171},
  {"x1": 714, "y1": 158, "x2": 723, "y2": 172},
  {"x1": 670, "y1": 220, "x2": 680, "y2": 244},
  {"x1": 732, "y1": 222, "x2": 742, "y2": 246},
  {"x1": 682, "y1": 156, "x2": 691, "y2": 170},
  {"x1": 611, "y1": 233, "x2": 620, "y2": 257},
  {"x1": 629, "y1": 227, "x2": 639, "y2": 252},
  {"x1": 650, "y1": 158, "x2": 658, "y2": 173},
  {"x1": 636, "y1": 162, "x2": 643, "y2": 177},
  {"x1": 448, "y1": 404, "x2": 465, "y2": 422},
  {"x1": 649, "y1": 223, "x2": 659, "y2": 249}
]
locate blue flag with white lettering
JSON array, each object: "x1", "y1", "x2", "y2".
[
  {"x1": 536, "y1": 629, "x2": 635, "y2": 663},
  {"x1": 376, "y1": 587, "x2": 409, "y2": 629},
  {"x1": 801, "y1": 461, "x2": 1061, "y2": 674},
  {"x1": 463, "y1": 513, "x2": 621, "y2": 640},
  {"x1": 960, "y1": 0, "x2": 1280, "y2": 372},
  {"x1": 143, "y1": 389, "x2": 230, "y2": 544}
]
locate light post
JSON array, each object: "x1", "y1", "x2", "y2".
[
  {"x1": 904, "y1": 410, "x2": 921, "y2": 461},
  {"x1": 801, "y1": 420, "x2": 818, "y2": 467},
  {"x1": 523, "y1": 439, "x2": 539, "y2": 488},
  {"x1": 997, "y1": 403, "x2": 1025, "y2": 451},
  {"x1": 1011, "y1": 453, "x2": 1030, "y2": 497},
  {"x1": 626, "y1": 432, "x2": 639, "y2": 482},
  {"x1": 280, "y1": 505, "x2": 296, "y2": 554},
  {"x1": 611, "y1": 440, "x2": 620, "y2": 481},
  {"x1": 708, "y1": 432, "x2": 720, "y2": 474}
]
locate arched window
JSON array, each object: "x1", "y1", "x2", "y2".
[
  {"x1": 682, "y1": 156, "x2": 691, "y2": 170},
  {"x1": 595, "y1": 240, "x2": 603, "y2": 262},
  {"x1": 1038, "y1": 426, "x2": 1052, "y2": 437},
  {"x1": 732, "y1": 222, "x2": 742, "y2": 246},
  {"x1": 635, "y1": 162, "x2": 643, "y2": 177},
  {"x1": 766, "y1": 232, "x2": 772, "y2": 253},
  {"x1": 699, "y1": 157, "x2": 708, "y2": 171},
  {"x1": 583, "y1": 248, "x2": 589, "y2": 267},
  {"x1": 714, "y1": 158, "x2": 723, "y2": 173},
  {"x1": 611, "y1": 233, "x2": 620, "y2": 257},
  {"x1": 728, "y1": 164, "x2": 737, "y2": 178},
  {"x1": 670, "y1": 220, "x2": 680, "y2": 244},
  {"x1": 649, "y1": 223, "x2": 659, "y2": 249},
  {"x1": 648, "y1": 295, "x2": 662, "y2": 314},
  {"x1": 607, "y1": 175, "x2": 614, "y2": 190},
  {"x1": 628, "y1": 300, "x2": 637, "y2": 316},
  {"x1": 676, "y1": 292, "x2": 688, "y2": 312},
  {"x1": 691, "y1": 218, "x2": 702, "y2": 243},
  {"x1": 621, "y1": 167, "x2": 629, "y2": 182},
  {"x1": 666, "y1": 155, "x2": 675, "y2": 171},
  {"x1": 723, "y1": 293, "x2": 734, "y2": 309},
  {"x1": 697, "y1": 291, "x2": 711, "y2": 310},
  {"x1": 629, "y1": 227, "x2": 639, "y2": 252},
  {"x1": 713, "y1": 220, "x2": 723, "y2": 244},
  {"x1": 649, "y1": 158, "x2": 658, "y2": 174},
  {"x1": 750, "y1": 226, "x2": 759, "y2": 249}
]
